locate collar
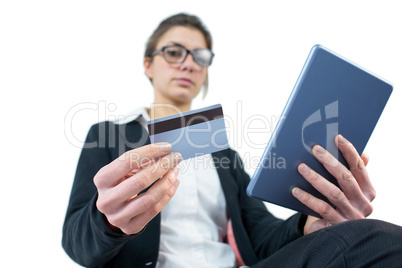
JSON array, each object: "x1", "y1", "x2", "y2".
[{"x1": 114, "y1": 107, "x2": 151, "y2": 128}]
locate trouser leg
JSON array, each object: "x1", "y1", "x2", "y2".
[{"x1": 252, "y1": 219, "x2": 402, "y2": 268}]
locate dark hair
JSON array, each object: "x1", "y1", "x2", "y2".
[{"x1": 144, "y1": 13, "x2": 213, "y2": 97}]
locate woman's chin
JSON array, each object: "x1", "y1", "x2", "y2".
[
  {"x1": 172, "y1": 95, "x2": 192, "y2": 104},
  {"x1": 171, "y1": 89, "x2": 199, "y2": 103}
]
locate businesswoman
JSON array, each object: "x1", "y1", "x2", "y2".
[{"x1": 63, "y1": 13, "x2": 402, "y2": 267}]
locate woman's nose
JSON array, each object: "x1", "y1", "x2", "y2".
[{"x1": 179, "y1": 53, "x2": 200, "y2": 72}]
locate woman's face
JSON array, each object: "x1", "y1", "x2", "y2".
[{"x1": 144, "y1": 26, "x2": 208, "y2": 105}]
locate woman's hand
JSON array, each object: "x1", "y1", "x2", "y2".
[
  {"x1": 94, "y1": 143, "x2": 182, "y2": 235},
  {"x1": 291, "y1": 135, "x2": 375, "y2": 235}
]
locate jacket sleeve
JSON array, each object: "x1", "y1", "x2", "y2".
[
  {"x1": 62, "y1": 122, "x2": 137, "y2": 267},
  {"x1": 230, "y1": 149, "x2": 306, "y2": 260}
]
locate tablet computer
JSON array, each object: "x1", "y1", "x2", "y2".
[{"x1": 246, "y1": 45, "x2": 393, "y2": 217}]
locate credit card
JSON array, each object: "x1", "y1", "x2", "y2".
[{"x1": 147, "y1": 104, "x2": 229, "y2": 161}]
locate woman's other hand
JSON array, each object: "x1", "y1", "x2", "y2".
[{"x1": 291, "y1": 135, "x2": 375, "y2": 235}]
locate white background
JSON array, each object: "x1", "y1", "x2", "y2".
[{"x1": 1, "y1": 1, "x2": 401, "y2": 267}]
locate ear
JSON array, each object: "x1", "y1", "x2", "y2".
[{"x1": 144, "y1": 57, "x2": 153, "y2": 80}]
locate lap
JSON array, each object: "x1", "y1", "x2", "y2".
[{"x1": 251, "y1": 219, "x2": 402, "y2": 268}]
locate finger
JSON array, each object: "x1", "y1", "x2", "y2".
[
  {"x1": 297, "y1": 163, "x2": 357, "y2": 217},
  {"x1": 114, "y1": 152, "x2": 182, "y2": 204},
  {"x1": 105, "y1": 166, "x2": 180, "y2": 230},
  {"x1": 123, "y1": 165, "x2": 180, "y2": 216},
  {"x1": 116, "y1": 167, "x2": 181, "y2": 234},
  {"x1": 361, "y1": 153, "x2": 369, "y2": 166},
  {"x1": 335, "y1": 135, "x2": 375, "y2": 201},
  {"x1": 304, "y1": 216, "x2": 330, "y2": 235},
  {"x1": 292, "y1": 187, "x2": 344, "y2": 224},
  {"x1": 125, "y1": 159, "x2": 156, "y2": 179},
  {"x1": 311, "y1": 146, "x2": 366, "y2": 205},
  {"x1": 306, "y1": 219, "x2": 329, "y2": 235},
  {"x1": 95, "y1": 143, "x2": 172, "y2": 188}
]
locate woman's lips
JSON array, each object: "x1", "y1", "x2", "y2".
[{"x1": 175, "y1": 78, "x2": 194, "y2": 87}]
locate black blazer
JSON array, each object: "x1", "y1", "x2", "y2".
[{"x1": 62, "y1": 120, "x2": 304, "y2": 267}]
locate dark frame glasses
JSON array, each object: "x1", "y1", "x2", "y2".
[{"x1": 151, "y1": 44, "x2": 214, "y2": 67}]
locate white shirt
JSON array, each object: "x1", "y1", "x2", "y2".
[
  {"x1": 117, "y1": 108, "x2": 236, "y2": 268},
  {"x1": 157, "y1": 154, "x2": 235, "y2": 268}
]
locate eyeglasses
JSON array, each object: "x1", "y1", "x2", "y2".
[{"x1": 151, "y1": 44, "x2": 214, "y2": 67}]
